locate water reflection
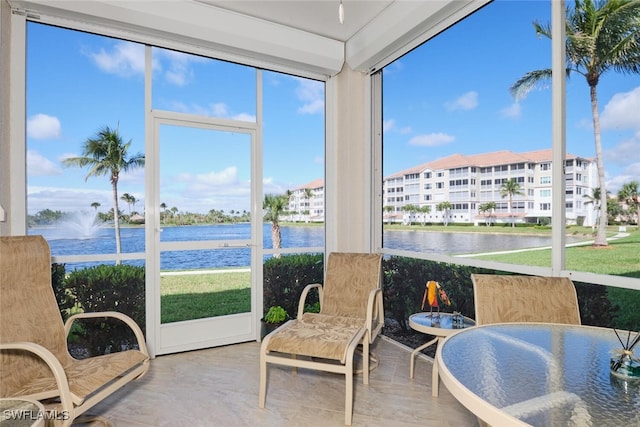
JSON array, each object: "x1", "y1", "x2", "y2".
[
  {"x1": 382, "y1": 230, "x2": 581, "y2": 255},
  {"x1": 31, "y1": 223, "x2": 584, "y2": 269}
]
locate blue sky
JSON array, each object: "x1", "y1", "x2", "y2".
[
  {"x1": 26, "y1": 1, "x2": 639, "y2": 216},
  {"x1": 26, "y1": 24, "x2": 325, "y2": 215},
  {"x1": 383, "y1": 0, "x2": 639, "y2": 190}
]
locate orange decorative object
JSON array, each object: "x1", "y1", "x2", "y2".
[
  {"x1": 428, "y1": 281, "x2": 439, "y2": 307},
  {"x1": 439, "y1": 288, "x2": 451, "y2": 306}
]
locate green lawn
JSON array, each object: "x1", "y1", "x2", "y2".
[
  {"x1": 161, "y1": 270, "x2": 251, "y2": 323},
  {"x1": 159, "y1": 227, "x2": 639, "y2": 323},
  {"x1": 470, "y1": 228, "x2": 640, "y2": 278}
]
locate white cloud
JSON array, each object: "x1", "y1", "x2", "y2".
[
  {"x1": 194, "y1": 167, "x2": 238, "y2": 187},
  {"x1": 408, "y1": 133, "x2": 455, "y2": 147},
  {"x1": 161, "y1": 167, "x2": 253, "y2": 213},
  {"x1": 603, "y1": 131, "x2": 640, "y2": 192},
  {"x1": 298, "y1": 99, "x2": 324, "y2": 114},
  {"x1": 500, "y1": 102, "x2": 521, "y2": 119},
  {"x1": 211, "y1": 103, "x2": 229, "y2": 117},
  {"x1": 164, "y1": 62, "x2": 193, "y2": 86},
  {"x1": 383, "y1": 119, "x2": 396, "y2": 133},
  {"x1": 27, "y1": 150, "x2": 63, "y2": 176},
  {"x1": 601, "y1": 86, "x2": 640, "y2": 131},
  {"x1": 27, "y1": 114, "x2": 61, "y2": 140},
  {"x1": 89, "y1": 42, "x2": 145, "y2": 77},
  {"x1": 232, "y1": 113, "x2": 256, "y2": 122},
  {"x1": 604, "y1": 134, "x2": 640, "y2": 166},
  {"x1": 171, "y1": 167, "x2": 239, "y2": 191},
  {"x1": 295, "y1": 78, "x2": 324, "y2": 114},
  {"x1": 445, "y1": 91, "x2": 478, "y2": 111},
  {"x1": 383, "y1": 119, "x2": 412, "y2": 134},
  {"x1": 165, "y1": 100, "x2": 254, "y2": 121},
  {"x1": 88, "y1": 42, "x2": 202, "y2": 85},
  {"x1": 27, "y1": 186, "x2": 112, "y2": 214},
  {"x1": 160, "y1": 50, "x2": 200, "y2": 86}
]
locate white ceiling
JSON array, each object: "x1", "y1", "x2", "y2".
[
  {"x1": 195, "y1": 0, "x2": 395, "y2": 42},
  {"x1": 9, "y1": 0, "x2": 489, "y2": 76}
]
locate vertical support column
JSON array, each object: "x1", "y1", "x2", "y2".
[
  {"x1": 551, "y1": 0, "x2": 566, "y2": 275},
  {"x1": 325, "y1": 64, "x2": 372, "y2": 253},
  {"x1": 0, "y1": 5, "x2": 27, "y2": 236}
]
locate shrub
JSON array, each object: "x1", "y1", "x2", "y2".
[
  {"x1": 263, "y1": 253, "x2": 324, "y2": 319},
  {"x1": 382, "y1": 257, "x2": 482, "y2": 331},
  {"x1": 608, "y1": 286, "x2": 640, "y2": 330},
  {"x1": 51, "y1": 263, "x2": 74, "y2": 319},
  {"x1": 264, "y1": 306, "x2": 288, "y2": 324},
  {"x1": 64, "y1": 264, "x2": 145, "y2": 356}
]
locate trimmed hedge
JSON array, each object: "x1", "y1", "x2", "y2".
[
  {"x1": 263, "y1": 253, "x2": 324, "y2": 319},
  {"x1": 63, "y1": 264, "x2": 145, "y2": 357}
]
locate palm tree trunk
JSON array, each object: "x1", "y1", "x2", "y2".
[
  {"x1": 509, "y1": 196, "x2": 514, "y2": 228},
  {"x1": 590, "y1": 84, "x2": 608, "y2": 246},
  {"x1": 272, "y1": 223, "x2": 281, "y2": 258},
  {"x1": 112, "y1": 180, "x2": 122, "y2": 264}
]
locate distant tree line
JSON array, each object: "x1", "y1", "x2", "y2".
[{"x1": 28, "y1": 207, "x2": 251, "y2": 227}]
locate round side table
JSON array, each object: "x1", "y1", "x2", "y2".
[{"x1": 408, "y1": 312, "x2": 475, "y2": 397}]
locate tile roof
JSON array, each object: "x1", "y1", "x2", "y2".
[
  {"x1": 384, "y1": 148, "x2": 587, "y2": 180},
  {"x1": 294, "y1": 178, "x2": 324, "y2": 190}
]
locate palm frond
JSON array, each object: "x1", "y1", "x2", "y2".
[{"x1": 509, "y1": 69, "x2": 553, "y2": 100}]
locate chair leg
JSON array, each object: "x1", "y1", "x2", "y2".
[
  {"x1": 259, "y1": 347, "x2": 267, "y2": 408},
  {"x1": 345, "y1": 357, "x2": 354, "y2": 426},
  {"x1": 362, "y1": 336, "x2": 370, "y2": 385}
]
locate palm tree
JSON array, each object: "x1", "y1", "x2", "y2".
[
  {"x1": 436, "y1": 201, "x2": 453, "y2": 226},
  {"x1": 63, "y1": 125, "x2": 144, "y2": 260},
  {"x1": 383, "y1": 205, "x2": 395, "y2": 225},
  {"x1": 584, "y1": 187, "x2": 610, "y2": 230},
  {"x1": 419, "y1": 205, "x2": 431, "y2": 226},
  {"x1": 121, "y1": 193, "x2": 135, "y2": 215},
  {"x1": 500, "y1": 179, "x2": 524, "y2": 228},
  {"x1": 510, "y1": 0, "x2": 640, "y2": 244},
  {"x1": 303, "y1": 188, "x2": 313, "y2": 222},
  {"x1": 90, "y1": 202, "x2": 101, "y2": 211},
  {"x1": 402, "y1": 204, "x2": 419, "y2": 225},
  {"x1": 479, "y1": 201, "x2": 497, "y2": 227},
  {"x1": 160, "y1": 202, "x2": 167, "y2": 224},
  {"x1": 263, "y1": 194, "x2": 288, "y2": 257},
  {"x1": 618, "y1": 180, "x2": 639, "y2": 228}
]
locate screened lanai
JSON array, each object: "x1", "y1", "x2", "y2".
[{"x1": 1, "y1": 0, "x2": 638, "y2": 357}]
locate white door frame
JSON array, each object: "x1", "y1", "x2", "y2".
[{"x1": 145, "y1": 110, "x2": 261, "y2": 357}]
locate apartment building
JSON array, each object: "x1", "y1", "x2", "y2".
[
  {"x1": 383, "y1": 149, "x2": 598, "y2": 226},
  {"x1": 287, "y1": 149, "x2": 597, "y2": 227},
  {"x1": 286, "y1": 178, "x2": 325, "y2": 222}
]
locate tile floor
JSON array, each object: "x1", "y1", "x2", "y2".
[{"x1": 86, "y1": 337, "x2": 478, "y2": 426}]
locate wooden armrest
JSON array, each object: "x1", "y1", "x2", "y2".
[
  {"x1": 64, "y1": 311, "x2": 149, "y2": 356},
  {"x1": 296, "y1": 283, "x2": 324, "y2": 319},
  {"x1": 0, "y1": 341, "x2": 78, "y2": 409}
]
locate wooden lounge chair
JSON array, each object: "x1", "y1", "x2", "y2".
[
  {"x1": 0, "y1": 235, "x2": 150, "y2": 427},
  {"x1": 471, "y1": 274, "x2": 581, "y2": 325},
  {"x1": 259, "y1": 252, "x2": 384, "y2": 426}
]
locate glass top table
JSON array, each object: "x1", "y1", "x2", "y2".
[
  {"x1": 436, "y1": 323, "x2": 640, "y2": 426},
  {"x1": 408, "y1": 312, "x2": 475, "y2": 397}
]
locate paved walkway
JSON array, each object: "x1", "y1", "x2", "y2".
[{"x1": 457, "y1": 232, "x2": 630, "y2": 258}]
